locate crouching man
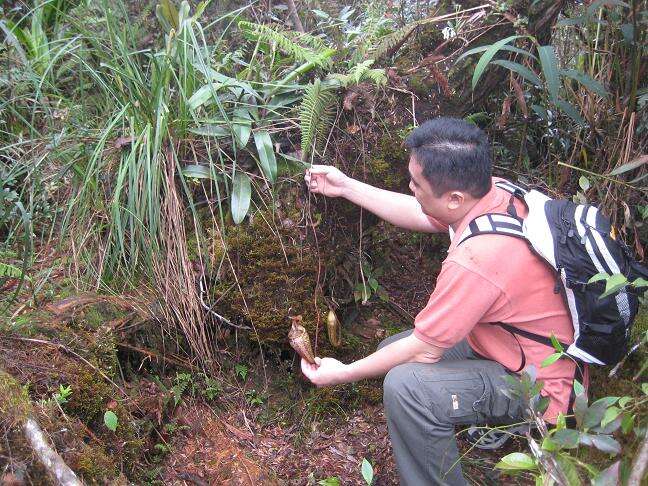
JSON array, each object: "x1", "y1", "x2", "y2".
[{"x1": 301, "y1": 117, "x2": 583, "y2": 485}]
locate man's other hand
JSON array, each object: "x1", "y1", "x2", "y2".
[
  {"x1": 301, "y1": 356, "x2": 349, "y2": 386},
  {"x1": 304, "y1": 165, "x2": 348, "y2": 198}
]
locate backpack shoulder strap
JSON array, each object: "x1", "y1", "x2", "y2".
[
  {"x1": 456, "y1": 213, "x2": 526, "y2": 247},
  {"x1": 494, "y1": 180, "x2": 529, "y2": 197}
]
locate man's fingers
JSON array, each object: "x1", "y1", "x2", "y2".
[{"x1": 308, "y1": 165, "x2": 330, "y2": 174}]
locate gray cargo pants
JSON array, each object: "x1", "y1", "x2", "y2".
[{"x1": 379, "y1": 330, "x2": 524, "y2": 486}]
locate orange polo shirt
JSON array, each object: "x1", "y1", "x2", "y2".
[{"x1": 414, "y1": 178, "x2": 583, "y2": 421}]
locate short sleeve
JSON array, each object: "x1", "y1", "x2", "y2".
[{"x1": 413, "y1": 262, "x2": 505, "y2": 348}]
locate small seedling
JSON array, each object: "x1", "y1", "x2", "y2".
[
  {"x1": 104, "y1": 410, "x2": 118, "y2": 431},
  {"x1": 53, "y1": 384, "x2": 72, "y2": 405},
  {"x1": 235, "y1": 363, "x2": 248, "y2": 381}
]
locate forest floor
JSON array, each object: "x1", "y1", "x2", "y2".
[{"x1": 1, "y1": 226, "x2": 545, "y2": 485}]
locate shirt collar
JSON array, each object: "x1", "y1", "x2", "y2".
[{"x1": 447, "y1": 178, "x2": 505, "y2": 252}]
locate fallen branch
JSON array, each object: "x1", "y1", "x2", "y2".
[{"x1": 23, "y1": 417, "x2": 83, "y2": 486}]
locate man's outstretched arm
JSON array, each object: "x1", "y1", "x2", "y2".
[
  {"x1": 305, "y1": 165, "x2": 447, "y2": 233},
  {"x1": 300, "y1": 333, "x2": 444, "y2": 386}
]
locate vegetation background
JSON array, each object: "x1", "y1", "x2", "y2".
[{"x1": 0, "y1": 0, "x2": 646, "y2": 484}]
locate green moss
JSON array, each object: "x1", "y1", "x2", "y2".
[
  {"x1": 74, "y1": 442, "x2": 119, "y2": 484},
  {"x1": 0, "y1": 370, "x2": 31, "y2": 427},
  {"x1": 211, "y1": 206, "x2": 327, "y2": 344},
  {"x1": 631, "y1": 304, "x2": 648, "y2": 339},
  {"x1": 367, "y1": 134, "x2": 409, "y2": 191},
  {"x1": 64, "y1": 367, "x2": 114, "y2": 423}
]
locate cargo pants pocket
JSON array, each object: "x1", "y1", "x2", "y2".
[{"x1": 414, "y1": 365, "x2": 523, "y2": 425}]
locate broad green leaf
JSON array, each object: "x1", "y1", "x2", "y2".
[
  {"x1": 579, "y1": 432, "x2": 594, "y2": 446},
  {"x1": 491, "y1": 60, "x2": 542, "y2": 87},
  {"x1": 587, "y1": 0, "x2": 629, "y2": 18},
  {"x1": 541, "y1": 352, "x2": 562, "y2": 368},
  {"x1": 104, "y1": 410, "x2": 118, "y2": 432},
  {"x1": 495, "y1": 452, "x2": 536, "y2": 471},
  {"x1": 531, "y1": 104, "x2": 549, "y2": 121},
  {"x1": 592, "y1": 461, "x2": 620, "y2": 486},
  {"x1": 588, "y1": 272, "x2": 609, "y2": 284},
  {"x1": 621, "y1": 413, "x2": 634, "y2": 434},
  {"x1": 231, "y1": 172, "x2": 251, "y2": 224},
  {"x1": 591, "y1": 434, "x2": 621, "y2": 455},
  {"x1": 471, "y1": 36, "x2": 524, "y2": 90},
  {"x1": 182, "y1": 165, "x2": 217, "y2": 180},
  {"x1": 233, "y1": 108, "x2": 252, "y2": 148},
  {"x1": 618, "y1": 396, "x2": 632, "y2": 408},
  {"x1": 599, "y1": 274, "x2": 628, "y2": 299},
  {"x1": 189, "y1": 124, "x2": 230, "y2": 137},
  {"x1": 620, "y1": 23, "x2": 634, "y2": 44},
  {"x1": 556, "y1": 99, "x2": 587, "y2": 126},
  {"x1": 601, "y1": 406, "x2": 621, "y2": 428},
  {"x1": 584, "y1": 397, "x2": 618, "y2": 429},
  {"x1": 538, "y1": 45, "x2": 560, "y2": 101},
  {"x1": 631, "y1": 278, "x2": 648, "y2": 288},
  {"x1": 573, "y1": 379, "x2": 585, "y2": 396},
  {"x1": 456, "y1": 44, "x2": 537, "y2": 63},
  {"x1": 642, "y1": 383, "x2": 648, "y2": 395},
  {"x1": 561, "y1": 69, "x2": 608, "y2": 97},
  {"x1": 578, "y1": 176, "x2": 590, "y2": 191},
  {"x1": 318, "y1": 478, "x2": 340, "y2": 486},
  {"x1": 550, "y1": 333, "x2": 564, "y2": 352},
  {"x1": 189, "y1": 82, "x2": 224, "y2": 111},
  {"x1": 555, "y1": 456, "x2": 581, "y2": 486},
  {"x1": 361, "y1": 458, "x2": 374, "y2": 485},
  {"x1": 608, "y1": 155, "x2": 647, "y2": 175},
  {"x1": 552, "y1": 428, "x2": 579, "y2": 448},
  {"x1": 253, "y1": 130, "x2": 277, "y2": 182},
  {"x1": 541, "y1": 436, "x2": 557, "y2": 451}
]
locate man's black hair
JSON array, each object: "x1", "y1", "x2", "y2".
[{"x1": 404, "y1": 117, "x2": 492, "y2": 198}]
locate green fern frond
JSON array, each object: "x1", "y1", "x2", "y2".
[
  {"x1": 238, "y1": 21, "x2": 319, "y2": 64},
  {"x1": 365, "y1": 68, "x2": 387, "y2": 86},
  {"x1": 284, "y1": 30, "x2": 328, "y2": 52},
  {"x1": 327, "y1": 60, "x2": 386, "y2": 88},
  {"x1": 0, "y1": 262, "x2": 23, "y2": 279},
  {"x1": 371, "y1": 22, "x2": 418, "y2": 60},
  {"x1": 300, "y1": 79, "x2": 337, "y2": 158}
]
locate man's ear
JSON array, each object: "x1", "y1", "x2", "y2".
[{"x1": 447, "y1": 191, "x2": 465, "y2": 210}]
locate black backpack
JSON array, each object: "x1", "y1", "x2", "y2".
[{"x1": 456, "y1": 180, "x2": 648, "y2": 366}]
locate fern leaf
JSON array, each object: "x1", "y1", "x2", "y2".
[
  {"x1": 0, "y1": 262, "x2": 23, "y2": 279},
  {"x1": 284, "y1": 30, "x2": 328, "y2": 51},
  {"x1": 371, "y1": 22, "x2": 418, "y2": 60},
  {"x1": 238, "y1": 21, "x2": 320, "y2": 64},
  {"x1": 300, "y1": 79, "x2": 337, "y2": 158}
]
